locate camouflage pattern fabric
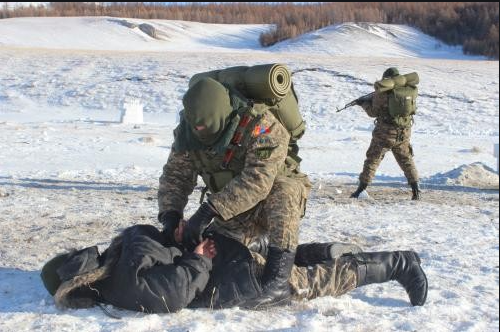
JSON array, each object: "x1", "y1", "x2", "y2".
[
  {"x1": 158, "y1": 109, "x2": 311, "y2": 250},
  {"x1": 158, "y1": 150, "x2": 197, "y2": 218},
  {"x1": 359, "y1": 92, "x2": 419, "y2": 184},
  {"x1": 251, "y1": 252, "x2": 358, "y2": 300},
  {"x1": 208, "y1": 174, "x2": 311, "y2": 250},
  {"x1": 208, "y1": 111, "x2": 292, "y2": 220}
]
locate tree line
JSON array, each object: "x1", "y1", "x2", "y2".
[{"x1": 1, "y1": 2, "x2": 498, "y2": 59}]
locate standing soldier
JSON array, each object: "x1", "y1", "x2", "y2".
[
  {"x1": 158, "y1": 70, "x2": 311, "y2": 308},
  {"x1": 351, "y1": 67, "x2": 421, "y2": 200}
]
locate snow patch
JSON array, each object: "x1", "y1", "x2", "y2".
[
  {"x1": 427, "y1": 162, "x2": 499, "y2": 189},
  {"x1": 357, "y1": 190, "x2": 370, "y2": 200}
]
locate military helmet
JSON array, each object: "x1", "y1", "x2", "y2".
[{"x1": 383, "y1": 67, "x2": 400, "y2": 79}]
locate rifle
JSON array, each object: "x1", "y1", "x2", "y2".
[{"x1": 336, "y1": 92, "x2": 374, "y2": 113}]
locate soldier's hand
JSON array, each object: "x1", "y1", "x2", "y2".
[
  {"x1": 158, "y1": 210, "x2": 182, "y2": 244},
  {"x1": 182, "y1": 202, "x2": 218, "y2": 251}
]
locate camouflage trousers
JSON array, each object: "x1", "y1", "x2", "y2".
[
  {"x1": 252, "y1": 252, "x2": 358, "y2": 300},
  {"x1": 208, "y1": 174, "x2": 311, "y2": 250},
  {"x1": 359, "y1": 123, "x2": 419, "y2": 184}
]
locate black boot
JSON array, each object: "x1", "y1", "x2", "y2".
[
  {"x1": 350, "y1": 182, "x2": 368, "y2": 198},
  {"x1": 410, "y1": 182, "x2": 421, "y2": 200},
  {"x1": 246, "y1": 246, "x2": 296, "y2": 309},
  {"x1": 354, "y1": 251, "x2": 428, "y2": 306},
  {"x1": 295, "y1": 242, "x2": 363, "y2": 266}
]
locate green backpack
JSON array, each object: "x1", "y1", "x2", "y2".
[
  {"x1": 388, "y1": 85, "x2": 418, "y2": 118},
  {"x1": 189, "y1": 64, "x2": 305, "y2": 141},
  {"x1": 375, "y1": 72, "x2": 419, "y2": 127}
]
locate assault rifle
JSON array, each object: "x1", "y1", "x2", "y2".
[{"x1": 336, "y1": 92, "x2": 375, "y2": 113}]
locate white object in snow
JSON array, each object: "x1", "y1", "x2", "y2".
[
  {"x1": 120, "y1": 99, "x2": 143, "y2": 124},
  {"x1": 358, "y1": 190, "x2": 370, "y2": 199},
  {"x1": 494, "y1": 143, "x2": 499, "y2": 173}
]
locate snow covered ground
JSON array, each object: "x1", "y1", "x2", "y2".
[
  {"x1": 0, "y1": 17, "x2": 498, "y2": 332},
  {"x1": 269, "y1": 22, "x2": 485, "y2": 59},
  {"x1": 0, "y1": 17, "x2": 270, "y2": 52}
]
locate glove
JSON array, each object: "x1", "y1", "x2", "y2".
[
  {"x1": 158, "y1": 210, "x2": 182, "y2": 244},
  {"x1": 182, "y1": 202, "x2": 218, "y2": 251}
]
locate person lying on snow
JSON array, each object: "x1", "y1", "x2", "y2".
[{"x1": 41, "y1": 223, "x2": 427, "y2": 314}]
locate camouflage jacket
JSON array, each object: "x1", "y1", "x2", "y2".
[{"x1": 158, "y1": 109, "x2": 291, "y2": 221}]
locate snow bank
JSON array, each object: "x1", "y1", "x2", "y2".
[
  {"x1": 269, "y1": 22, "x2": 481, "y2": 59},
  {"x1": 426, "y1": 162, "x2": 499, "y2": 189},
  {"x1": 0, "y1": 17, "x2": 270, "y2": 52},
  {"x1": 0, "y1": 17, "x2": 483, "y2": 59}
]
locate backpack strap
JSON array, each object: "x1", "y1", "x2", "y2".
[
  {"x1": 220, "y1": 85, "x2": 268, "y2": 170},
  {"x1": 220, "y1": 110, "x2": 254, "y2": 169}
]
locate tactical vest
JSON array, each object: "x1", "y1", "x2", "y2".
[{"x1": 173, "y1": 91, "x2": 301, "y2": 194}]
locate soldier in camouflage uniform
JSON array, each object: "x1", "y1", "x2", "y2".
[
  {"x1": 158, "y1": 77, "x2": 311, "y2": 308},
  {"x1": 351, "y1": 67, "x2": 421, "y2": 200}
]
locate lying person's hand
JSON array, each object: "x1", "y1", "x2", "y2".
[{"x1": 194, "y1": 239, "x2": 217, "y2": 259}]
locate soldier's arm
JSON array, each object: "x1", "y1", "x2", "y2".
[
  {"x1": 360, "y1": 92, "x2": 387, "y2": 118},
  {"x1": 209, "y1": 114, "x2": 289, "y2": 221},
  {"x1": 158, "y1": 149, "x2": 198, "y2": 216}
]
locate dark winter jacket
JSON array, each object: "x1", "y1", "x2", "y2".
[
  {"x1": 44, "y1": 224, "x2": 338, "y2": 313},
  {"x1": 96, "y1": 225, "x2": 213, "y2": 313},
  {"x1": 47, "y1": 224, "x2": 262, "y2": 313}
]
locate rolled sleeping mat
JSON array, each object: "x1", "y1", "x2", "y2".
[
  {"x1": 392, "y1": 75, "x2": 407, "y2": 87},
  {"x1": 374, "y1": 77, "x2": 395, "y2": 92},
  {"x1": 189, "y1": 64, "x2": 292, "y2": 100},
  {"x1": 374, "y1": 72, "x2": 420, "y2": 92},
  {"x1": 244, "y1": 64, "x2": 292, "y2": 100},
  {"x1": 404, "y1": 72, "x2": 419, "y2": 87},
  {"x1": 217, "y1": 66, "x2": 249, "y2": 92},
  {"x1": 189, "y1": 69, "x2": 221, "y2": 88},
  {"x1": 269, "y1": 88, "x2": 304, "y2": 139},
  {"x1": 189, "y1": 66, "x2": 250, "y2": 95}
]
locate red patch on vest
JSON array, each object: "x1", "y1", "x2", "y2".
[{"x1": 252, "y1": 125, "x2": 271, "y2": 137}]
